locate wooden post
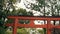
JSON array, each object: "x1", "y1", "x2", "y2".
[
  {"x1": 29, "y1": 20, "x2": 34, "y2": 28},
  {"x1": 13, "y1": 18, "x2": 18, "y2": 34},
  {"x1": 47, "y1": 20, "x2": 51, "y2": 34}
]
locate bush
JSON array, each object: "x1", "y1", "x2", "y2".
[{"x1": 17, "y1": 28, "x2": 28, "y2": 34}]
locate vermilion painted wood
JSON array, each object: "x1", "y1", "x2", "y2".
[
  {"x1": 5, "y1": 16, "x2": 60, "y2": 34},
  {"x1": 13, "y1": 19, "x2": 18, "y2": 34},
  {"x1": 47, "y1": 20, "x2": 51, "y2": 34},
  {"x1": 8, "y1": 16, "x2": 60, "y2": 20}
]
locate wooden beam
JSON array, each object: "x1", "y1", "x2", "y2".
[{"x1": 8, "y1": 16, "x2": 60, "y2": 20}]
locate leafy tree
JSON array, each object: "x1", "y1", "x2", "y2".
[
  {"x1": 0, "y1": 0, "x2": 21, "y2": 34},
  {"x1": 24, "y1": 0, "x2": 60, "y2": 16}
]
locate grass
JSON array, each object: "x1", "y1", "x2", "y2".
[
  {"x1": 6, "y1": 30, "x2": 12, "y2": 34},
  {"x1": 6, "y1": 28, "x2": 44, "y2": 34},
  {"x1": 17, "y1": 28, "x2": 28, "y2": 34},
  {"x1": 6, "y1": 28, "x2": 28, "y2": 34}
]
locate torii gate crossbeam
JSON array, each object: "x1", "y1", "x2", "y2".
[{"x1": 5, "y1": 16, "x2": 60, "y2": 34}]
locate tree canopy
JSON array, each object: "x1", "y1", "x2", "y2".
[{"x1": 24, "y1": 0, "x2": 60, "y2": 16}]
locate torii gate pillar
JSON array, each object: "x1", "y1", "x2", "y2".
[{"x1": 13, "y1": 19, "x2": 18, "y2": 34}]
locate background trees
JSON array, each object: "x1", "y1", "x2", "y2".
[
  {"x1": 24, "y1": 0, "x2": 60, "y2": 16},
  {"x1": 0, "y1": 0, "x2": 60, "y2": 34}
]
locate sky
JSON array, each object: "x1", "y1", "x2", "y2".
[{"x1": 16, "y1": 0, "x2": 26, "y2": 9}]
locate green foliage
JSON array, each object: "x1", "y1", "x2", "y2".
[
  {"x1": 0, "y1": 27, "x2": 6, "y2": 34},
  {"x1": 24, "y1": 0, "x2": 60, "y2": 16},
  {"x1": 10, "y1": 0, "x2": 16, "y2": 3},
  {"x1": 0, "y1": 26, "x2": 8, "y2": 34},
  {"x1": 38, "y1": 29, "x2": 44, "y2": 34},
  {"x1": 37, "y1": 0, "x2": 45, "y2": 5},
  {"x1": 17, "y1": 9, "x2": 28, "y2": 16},
  {"x1": 17, "y1": 28, "x2": 28, "y2": 34},
  {"x1": 6, "y1": 28, "x2": 44, "y2": 34},
  {"x1": 0, "y1": 18, "x2": 4, "y2": 26},
  {"x1": 19, "y1": 20, "x2": 30, "y2": 24},
  {"x1": 9, "y1": 8, "x2": 33, "y2": 16},
  {"x1": 0, "y1": 0, "x2": 17, "y2": 34},
  {"x1": 7, "y1": 19, "x2": 15, "y2": 23},
  {"x1": 17, "y1": 9, "x2": 33, "y2": 16}
]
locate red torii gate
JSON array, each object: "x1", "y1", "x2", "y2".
[{"x1": 6, "y1": 16, "x2": 60, "y2": 34}]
